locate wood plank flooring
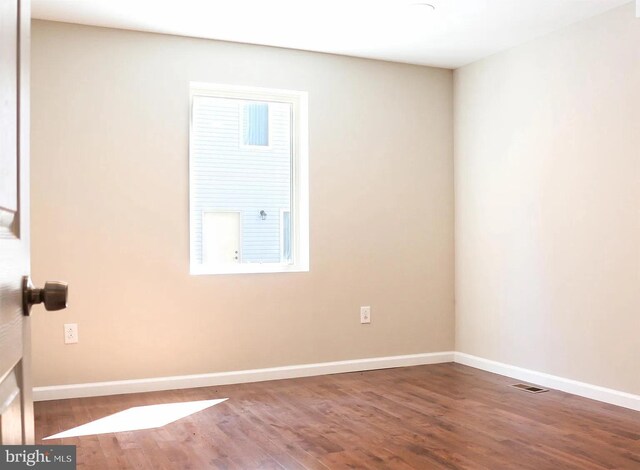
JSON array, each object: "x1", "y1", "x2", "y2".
[{"x1": 35, "y1": 363, "x2": 640, "y2": 469}]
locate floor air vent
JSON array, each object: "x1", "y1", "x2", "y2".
[{"x1": 510, "y1": 383, "x2": 548, "y2": 394}]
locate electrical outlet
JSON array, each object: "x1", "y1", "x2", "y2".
[
  {"x1": 360, "y1": 306, "x2": 371, "y2": 324},
  {"x1": 64, "y1": 323, "x2": 78, "y2": 344}
]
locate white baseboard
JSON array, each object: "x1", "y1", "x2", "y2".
[
  {"x1": 33, "y1": 351, "x2": 455, "y2": 401},
  {"x1": 454, "y1": 352, "x2": 640, "y2": 412},
  {"x1": 34, "y1": 351, "x2": 640, "y2": 413}
]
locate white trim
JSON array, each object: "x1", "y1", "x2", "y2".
[
  {"x1": 33, "y1": 352, "x2": 454, "y2": 401},
  {"x1": 190, "y1": 82, "x2": 308, "y2": 102},
  {"x1": 33, "y1": 351, "x2": 640, "y2": 412},
  {"x1": 454, "y1": 352, "x2": 640, "y2": 412},
  {"x1": 190, "y1": 262, "x2": 308, "y2": 275},
  {"x1": 295, "y1": 92, "x2": 310, "y2": 272}
]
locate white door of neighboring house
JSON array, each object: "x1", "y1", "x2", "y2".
[
  {"x1": 0, "y1": 0, "x2": 32, "y2": 444},
  {"x1": 202, "y1": 211, "x2": 241, "y2": 264}
]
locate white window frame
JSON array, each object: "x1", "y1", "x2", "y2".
[{"x1": 189, "y1": 82, "x2": 309, "y2": 275}]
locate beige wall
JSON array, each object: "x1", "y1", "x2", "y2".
[
  {"x1": 455, "y1": 3, "x2": 640, "y2": 394},
  {"x1": 31, "y1": 21, "x2": 454, "y2": 386}
]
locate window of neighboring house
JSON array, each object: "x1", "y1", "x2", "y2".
[
  {"x1": 242, "y1": 102, "x2": 269, "y2": 147},
  {"x1": 189, "y1": 83, "x2": 309, "y2": 275},
  {"x1": 280, "y1": 209, "x2": 292, "y2": 264}
]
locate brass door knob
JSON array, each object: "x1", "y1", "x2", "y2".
[{"x1": 22, "y1": 276, "x2": 68, "y2": 316}]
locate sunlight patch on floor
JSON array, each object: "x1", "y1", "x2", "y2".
[{"x1": 43, "y1": 398, "x2": 227, "y2": 439}]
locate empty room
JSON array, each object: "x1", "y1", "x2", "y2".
[{"x1": 1, "y1": 0, "x2": 639, "y2": 468}]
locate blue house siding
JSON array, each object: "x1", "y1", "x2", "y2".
[{"x1": 191, "y1": 96, "x2": 291, "y2": 264}]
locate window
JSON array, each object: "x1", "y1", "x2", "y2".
[
  {"x1": 189, "y1": 83, "x2": 309, "y2": 274},
  {"x1": 242, "y1": 103, "x2": 269, "y2": 147},
  {"x1": 280, "y1": 209, "x2": 291, "y2": 263}
]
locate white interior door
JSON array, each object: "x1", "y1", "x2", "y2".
[
  {"x1": 0, "y1": 0, "x2": 33, "y2": 445},
  {"x1": 203, "y1": 211, "x2": 240, "y2": 264}
]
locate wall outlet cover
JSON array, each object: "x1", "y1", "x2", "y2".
[
  {"x1": 360, "y1": 306, "x2": 371, "y2": 324},
  {"x1": 64, "y1": 323, "x2": 78, "y2": 344}
]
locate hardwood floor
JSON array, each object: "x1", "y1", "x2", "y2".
[{"x1": 35, "y1": 363, "x2": 640, "y2": 469}]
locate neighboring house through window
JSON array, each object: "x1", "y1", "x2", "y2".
[
  {"x1": 189, "y1": 83, "x2": 309, "y2": 274},
  {"x1": 242, "y1": 102, "x2": 269, "y2": 147}
]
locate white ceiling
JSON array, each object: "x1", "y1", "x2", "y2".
[{"x1": 32, "y1": 0, "x2": 631, "y2": 69}]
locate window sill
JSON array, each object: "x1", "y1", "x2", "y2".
[{"x1": 190, "y1": 263, "x2": 309, "y2": 276}]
